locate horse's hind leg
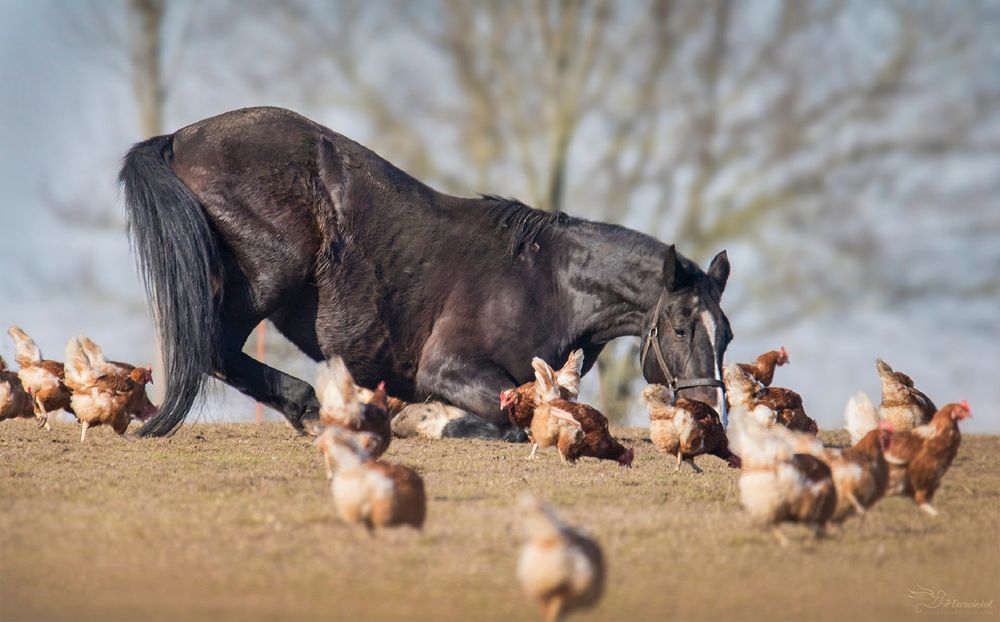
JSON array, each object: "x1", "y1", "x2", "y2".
[{"x1": 210, "y1": 253, "x2": 321, "y2": 432}]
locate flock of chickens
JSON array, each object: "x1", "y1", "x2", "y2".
[
  {"x1": 1, "y1": 327, "x2": 156, "y2": 440},
  {"x1": 0, "y1": 325, "x2": 973, "y2": 622}
]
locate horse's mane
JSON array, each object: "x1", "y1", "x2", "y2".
[{"x1": 480, "y1": 195, "x2": 571, "y2": 259}]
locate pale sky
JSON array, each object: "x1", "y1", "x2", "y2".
[{"x1": 1, "y1": 0, "x2": 997, "y2": 432}]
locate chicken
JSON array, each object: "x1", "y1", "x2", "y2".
[
  {"x1": 729, "y1": 407, "x2": 837, "y2": 545},
  {"x1": 321, "y1": 426, "x2": 426, "y2": 532},
  {"x1": 314, "y1": 356, "x2": 391, "y2": 463},
  {"x1": 641, "y1": 384, "x2": 738, "y2": 471},
  {"x1": 723, "y1": 363, "x2": 763, "y2": 413},
  {"x1": 7, "y1": 326, "x2": 72, "y2": 429},
  {"x1": 880, "y1": 401, "x2": 969, "y2": 517},
  {"x1": 517, "y1": 494, "x2": 604, "y2": 622},
  {"x1": 736, "y1": 347, "x2": 789, "y2": 387},
  {"x1": 751, "y1": 394, "x2": 891, "y2": 524},
  {"x1": 64, "y1": 337, "x2": 153, "y2": 442},
  {"x1": 825, "y1": 424, "x2": 892, "y2": 523},
  {"x1": 723, "y1": 364, "x2": 817, "y2": 434},
  {"x1": 356, "y1": 385, "x2": 408, "y2": 418},
  {"x1": 0, "y1": 355, "x2": 34, "y2": 422},
  {"x1": 72, "y1": 336, "x2": 157, "y2": 421},
  {"x1": 756, "y1": 387, "x2": 818, "y2": 434},
  {"x1": 561, "y1": 401, "x2": 634, "y2": 467},
  {"x1": 77, "y1": 336, "x2": 140, "y2": 376},
  {"x1": 875, "y1": 358, "x2": 936, "y2": 431},
  {"x1": 529, "y1": 359, "x2": 633, "y2": 466},
  {"x1": 501, "y1": 350, "x2": 584, "y2": 437},
  {"x1": 526, "y1": 358, "x2": 585, "y2": 462}
]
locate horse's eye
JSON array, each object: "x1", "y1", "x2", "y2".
[{"x1": 673, "y1": 328, "x2": 686, "y2": 338}]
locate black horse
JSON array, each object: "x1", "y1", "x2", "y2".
[{"x1": 120, "y1": 107, "x2": 732, "y2": 439}]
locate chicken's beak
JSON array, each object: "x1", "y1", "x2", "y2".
[{"x1": 957, "y1": 400, "x2": 972, "y2": 420}]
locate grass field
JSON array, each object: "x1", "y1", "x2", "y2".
[{"x1": 1, "y1": 420, "x2": 998, "y2": 622}]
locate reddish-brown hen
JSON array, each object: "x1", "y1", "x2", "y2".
[
  {"x1": 73, "y1": 336, "x2": 157, "y2": 421},
  {"x1": 322, "y1": 428, "x2": 426, "y2": 532},
  {"x1": 737, "y1": 347, "x2": 789, "y2": 387},
  {"x1": 501, "y1": 350, "x2": 584, "y2": 433},
  {"x1": 315, "y1": 356, "x2": 392, "y2": 462},
  {"x1": 530, "y1": 358, "x2": 632, "y2": 467},
  {"x1": 723, "y1": 364, "x2": 817, "y2": 434},
  {"x1": 0, "y1": 355, "x2": 34, "y2": 422},
  {"x1": 641, "y1": 384, "x2": 737, "y2": 472},
  {"x1": 756, "y1": 387, "x2": 818, "y2": 434},
  {"x1": 730, "y1": 409, "x2": 837, "y2": 545},
  {"x1": 812, "y1": 425, "x2": 892, "y2": 523},
  {"x1": 883, "y1": 401, "x2": 969, "y2": 516},
  {"x1": 7, "y1": 326, "x2": 73, "y2": 428},
  {"x1": 64, "y1": 337, "x2": 153, "y2": 442}
]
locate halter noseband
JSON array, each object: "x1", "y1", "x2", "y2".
[{"x1": 639, "y1": 292, "x2": 725, "y2": 394}]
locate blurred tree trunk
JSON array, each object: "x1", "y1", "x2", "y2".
[
  {"x1": 126, "y1": 0, "x2": 167, "y2": 403},
  {"x1": 128, "y1": 0, "x2": 166, "y2": 138}
]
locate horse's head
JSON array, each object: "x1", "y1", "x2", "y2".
[{"x1": 640, "y1": 245, "x2": 731, "y2": 415}]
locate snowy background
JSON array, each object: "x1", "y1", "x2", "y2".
[{"x1": 1, "y1": 0, "x2": 997, "y2": 432}]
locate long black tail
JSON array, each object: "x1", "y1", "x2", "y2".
[{"x1": 119, "y1": 135, "x2": 222, "y2": 437}]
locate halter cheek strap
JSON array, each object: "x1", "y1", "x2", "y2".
[{"x1": 640, "y1": 293, "x2": 725, "y2": 394}]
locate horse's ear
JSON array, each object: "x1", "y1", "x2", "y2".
[
  {"x1": 708, "y1": 250, "x2": 730, "y2": 291},
  {"x1": 662, "y1": 244, "x2": 686, "y2": 291}
]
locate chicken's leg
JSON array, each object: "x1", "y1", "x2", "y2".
[
  {"x1": 919, "y1": 502, "x2": 939, "y2": 517},
  {"x1": 544, "y1": 595, "x2": 564, "y2": 622},
  {"x1": 526, "y1": 443, "x2": 539, "y2": 460},
  {"x1": 675, "y1": 452, "x2": 683, "y2": 471},
  {"x1": 846, "y1": 491, "x2": 866, "y2": 517},
  {"x1": 686, "y1": 458, "x2": 703, "y2": 474},
  {"x1": 771, "y1": 526, "x2": 790, "y2": 547},
  {"x1": 34, "y1": 396, "x2": 50, "y2": 430},
  {"x1": 80, "y1": 421, "x2": 89, "y2": 443},
  {"x1": 323, "y1": 452, "x2": 334, "y2": 480}
]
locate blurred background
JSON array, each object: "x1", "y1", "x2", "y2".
[{"x1": 0, "y1": 0, "x2": 997, "y2": 432}]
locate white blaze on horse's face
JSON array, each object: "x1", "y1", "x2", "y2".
[{"x1": 700, "y1": 309, "x2": 728, "y2": 426}]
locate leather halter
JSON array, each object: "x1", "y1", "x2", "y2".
[{"x1": 640, "y1": 292, "x2": 726, "y2": 394}]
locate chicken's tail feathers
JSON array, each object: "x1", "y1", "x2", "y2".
[
  {"x1": 76, "y1": 336, "x2": 109, "y2": 368},
  {"x1": 64, "y1": 337, "x2": 97, "y2": 390},
  {"x1": 121, "y1": 134, "x2": 222, "y2": 437},
  {"x1": 728, "y1": 406, "x2": 791, "y2": 468},
  {"x1": 845, "y1": 392, "x2": 879, "y2": 445},
  {"x1": 7, "y1": 326, "x2": 41, "y2": 367},
  {"x1": 554, "y1": 349, "x2": 585, "y2": 399},
  {"x1": 531, "y1": 357, "x2": 561, "y2": 403},
  {"x1": 315, "y1": 356, "x2": 360, "y2": 424}
]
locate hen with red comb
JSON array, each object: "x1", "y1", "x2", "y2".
[{"x1": 882, "y1": 402, "x2": 969, "y2": 517}]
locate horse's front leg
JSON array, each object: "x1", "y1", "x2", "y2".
[
  {"x1": 212, "y1": 351, "x2": 321, "y2": 432},
  {"x1": 415, "y1": 355, "x2": 527, "y2": 442}
]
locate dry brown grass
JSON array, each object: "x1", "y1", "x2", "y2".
[{"x1": 1, "y1": 420, "x2": 998, "y2": 622}]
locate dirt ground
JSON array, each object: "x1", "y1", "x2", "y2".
[{"x1": 1, "y1": 420, "x2": 997, "y2": 622}]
